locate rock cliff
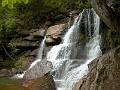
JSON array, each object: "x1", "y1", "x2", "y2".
[
  {"x1": 90, "y1": 0, "x2": 120, "y2": 31},
  {"x1": 74, "y1": 46, "x2": 120, "y2": 90}
]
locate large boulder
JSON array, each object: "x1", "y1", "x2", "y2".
[
  {"x1": 46, "y1": 24, "x2": 65, "y2": 37},
  {"x1": 46, "y1": 24, "x2": 66, "y2": 46},
  {"x1": 23, "y1": 60, "x2": 56, "y2": 90},
  {"x1": 23, "y1": 60, "x2": 52, "y2": 80},
  {"x1": 74, "y1": 46, "x2": 120, "y2": 90},
  {"x1": 24, "y1": 29, "x2": 45, "y2": 41},
  {"x1": 31, "y1": 29, "x2": 45, "y2": 38},
  {"x1": 23, "y1": 73, "x2": 56, "y2": 90}
]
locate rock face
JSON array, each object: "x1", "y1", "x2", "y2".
[
  {"x1": 90, "y1": 0, "x2": 120, "y2": 31},
  {"x1": 0, "y1": 69, "x2": 14, "y2": 77},
  {"x1": 46, "y1": 24, "x2": 66, "y2": 46},
  {"x1": 100, "y1": 22, "x2": 120, "y2": 54},
  {"x1": 4, "y1": 24, "x2": 66, "y2": 74},
  {"x1": 23, "y1": 73, "x2": 56, "y2": 90},
  {"x1": 23, "y1": 60, "x2": 52, "y2": 80},
  {"x1": 23, "y1": 60, "x2": 56, "y2": 90},
  {"x1": 74, "y1": 46, "x2": 120, "y2": 90}
]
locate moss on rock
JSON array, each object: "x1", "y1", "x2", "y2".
[{"x1": 101, "y1": 22, "x2": 120, "y2": 53}]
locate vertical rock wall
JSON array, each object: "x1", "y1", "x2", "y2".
[{"x1": 74, "y1": 46, "x2": 120, "y2": 90}]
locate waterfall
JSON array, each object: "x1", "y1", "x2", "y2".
[
  {"x1": 47, "y1": 9, "x2": 102, "y2": 90},
  {"x1": 29, "y1": 36, "x2": 46, "y2": 70},
  {"x1": 14, "y1": 36, "x2": 46, "y2": 78},
  {"x1": 14, "y1": 8, "x2": 101, "y2": 90}
]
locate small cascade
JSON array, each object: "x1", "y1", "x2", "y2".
[
  {"x1": 47, "y1": 13, "x2": 83, "y2": 79},
  {"x1": 47, "y1": 9, "x2": 102, "y2": 90},
  {"x1": 14, "y1": 36, "x2": 46, "y2": 78},
  {"x1": 29, "y1": 36, "x2": 46, "y2": 70}
]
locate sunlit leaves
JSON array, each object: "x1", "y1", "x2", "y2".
[
  {"x1": 2, "y1": 0, "x2": 9, "y2": 7},
  {"x1": 24, "y1": 0, "x2": 29, "y2": 4},
  {"x1": 1, "y1": 0, "x2": 29, "y2": 9}
]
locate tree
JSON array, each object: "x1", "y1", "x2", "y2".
[{"x1": 1, "y1": 0, "x2": 29, "y2": 8}]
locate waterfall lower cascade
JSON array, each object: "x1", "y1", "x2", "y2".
[
  {"x1": 47, "y1": 9, "x2": 102, "y2": 90},
  {"x1": 14, "y1": 36, "x2": 47, "y2": 78},
  {"x1": 29, "y1": 36, "x2": 46, "y2": 70}
]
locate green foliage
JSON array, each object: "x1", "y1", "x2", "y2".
[
  {"x1": 2, "y1": 0, "x2": 29, "y2": 9},
  {"x1": 101, "y1": 26, "x2": 120, "y2": 53},
  {"x1": 15, "y1": 53, "x2": 28, "y2": 70},
  {"x1": 0, "y1": 0, "x2": 91, "y2": 29},
  {"x1": 43, "y1": 0, "x2": 91, "y2": 11},
  {"x1": 0, "y1": 7, "x2": 15, "y2": 32},
  {"x1": 14, "y1": 0, "x2": 91, "y2": 29},
  {"x1": 8, "y1": 39, "x2": 19, "y2": 56},
  {"x1": 0, "y1": 5, "x2": 16, "y2": 54}
]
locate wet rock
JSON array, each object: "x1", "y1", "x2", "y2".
[
  {"x1": 90, "y1": 0, "x2": 120, "y2": 31},
  {"x1": 29, "y1": 29, "x2": 40, "y2": 33},
  {"x1": 23, "y1": 60, "x2": 56, "y2": 90},
  {"x1": 29, "y1": 49, "x2": 38, "y2": 56},
  {"x1": 23, "y1": 73, "x2": 56, "y2": 90},
  {"x1": 17, "y1": 29, "x2": 31, "y2": 37},
  {"x1": 24, "y1": 36, "x2": 34, "y2": 41},
  {"x1": 0, "y1": 69, "x2": 11, "y2": 77},
  {"x1": 45, "y1": 37, "x2": 61, "y2": 46},
  {"x1": 16, "y1": 41, "x2": 39, "y2": 50},
  {"x1": 31, "y1": 29, "x2": 45, "y2": 38},
  {"x1": 54, "y1": 14, "x2": 65, "y2": 21},
  {"x1": 46, "y1": 24, "x2": 65, "y2": 46},
  {"x1": 24, "y1": 29, "x2": 45, "y2": 41},
  {"x1": 18, "y1": 29, "x2": 42, "y2": 37},
  {"x1": 69, "y1": 10, "x2": 79, "y2": 16},
  {"x1": 46, "y1": 37, "x2": 56, "y2": 44},
  {"x1": 0, "y1": 69, "x2": 19, "y2": 77},
  {"x1": 23, "y1": 60, "x2": 52, "y2": 80},
  {"x1": 47, "y1": 24, "x2": 65, "y2": 37},
  {"x1": 73, "y1": 46, "x2": 120, "y2": 90}
]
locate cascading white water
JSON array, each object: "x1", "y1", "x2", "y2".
[
  {"x1": 29, "y1": 36, "x2": 46, "y2": 70},
  {"x1": 47, "y1": 13, "x2": 82, "y2": 79},
  {"x1": 14, "y1": 8, "x2": 102, "y2": 90},
  {"x1": 47, "y1": 9, "x2": 102, "y2": 90},
  {"x1": 14, "y1": 36, "x2": 46, "y2": 78}
]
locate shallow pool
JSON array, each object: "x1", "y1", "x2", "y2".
[{"x1": 0, "y1": 77, "x2": 29, "y2": 90}]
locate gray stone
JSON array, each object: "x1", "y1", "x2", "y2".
[
  {"x1": 23, "y1": 60, "x2": 53, "y2": 80},
  {"x1": 73, "y1": 46, "x2": 120, "y2": 90},
  {"x1": 46, "y1": 24, "x2": 65, "y2": 46},
  {"x1": 23, "y1": 73, "x2": 56, "y2": 90},
  {"x1": 90, "y1": 0, "x2": 120, "y2": 31}
]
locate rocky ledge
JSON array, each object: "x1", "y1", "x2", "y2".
[
  {"x1": 23, "y1": 73, "x2": 56, "y2": 90},
  {"x1": 74, "y1": 46, "x2": 120, "y2": 90},
  {"x1": 23, "y1": 60, "x2": 56, "y2": 90},
  {"x1": 46, "y1": 24, "x2": 66, "y2": 46},
  {"x1": 90, "y1": 0, "x2": 120, "y2": 31}
]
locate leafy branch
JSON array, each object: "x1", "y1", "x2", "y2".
[{"x1": 2, "y1": 0, "x2": 29, "y2": 9}]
